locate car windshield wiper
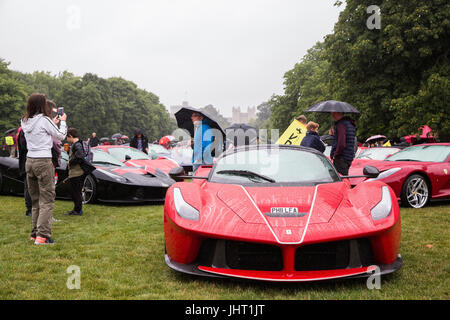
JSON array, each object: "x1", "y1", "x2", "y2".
[
  {"x1": 216, "y1": 170, "x2": 276, "y2": 183},
  {"x1": 388, "y1": 159, "x2": 419, "y2": 162}
]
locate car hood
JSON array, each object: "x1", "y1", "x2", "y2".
[
  {"x1": 94, "y1": 166, "x2": 174, "y2": 187},
  {"x1": 124, "y1": 158, "x2": 179, "y2": 174},
  {"x1": 214, "y1": 183, "x2": 348, "y2": 243},
  {"x1": 216, "y1": 182, "x2": 347, "y2": 224}
]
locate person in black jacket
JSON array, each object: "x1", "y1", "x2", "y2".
[
  {"x1": 330, "y1": 112, "x2": 357, "y2": 175},
  {"x1": 130, "y1": 129, "x2": 149, "y2": 154},
  {"x1": 88, "y1": 132, "x2": 100, "y2": 147},
  {"x1": 17, "y1": 127, "x2": 32, "y2": 216},
  {"x1": 65, "y1": 128, "x2": 95, "y2": 216},
  {"x1": 300, "y1": 121, "x2": 325, "y2": 153}
]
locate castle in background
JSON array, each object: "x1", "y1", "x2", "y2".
[
  {"x1": 227, "y1": 106, "x2": 257, "y2": 124},
  {"x1": 169, "y1": 101, "x2": 191, "y2": 118}
]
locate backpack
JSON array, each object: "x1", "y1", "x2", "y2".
[
  {"x1": 80, "y1": 140, "x2": 93, "y2": 163},
  {"x1": 78, "y1": 140, "x2": 95, "y2": 175}
]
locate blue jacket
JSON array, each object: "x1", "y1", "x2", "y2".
[
  {"x1": 192, "y1": 121, "x2": 213, "y2": 166},
  {"x1": 300, "y1": 131, "x2": 326, "y2": 153}
]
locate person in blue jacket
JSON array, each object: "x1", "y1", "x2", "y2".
[
  {"x1": 300, "y1": 121, "x2": 326, "y2": 153},
  {"x1": 191, "y1": 112, "x2": 213, "y2": 172}
]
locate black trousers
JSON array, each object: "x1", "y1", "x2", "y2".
[
  {"x1": 68, "y1": 175, "x2": 85, "y2": 213},
  {"x1": 333, "y1": 157, "x2": 352, "y2": 176},
  {"x1": 24, "y1": 177, "x2": 32, "y2": 213}
]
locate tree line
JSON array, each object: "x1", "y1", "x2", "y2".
[
  {"x1": 265, "y1": 0, "x2": 449, "y2": 142},
  {"x1": 0, "y1": 59, "x2": 177, "y2": 142}
]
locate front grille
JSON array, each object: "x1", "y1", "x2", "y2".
[
  {"x1": 225, "y1": 241, "x2": 283, "y2": 271},
  {"x1": 196, "y1": 239, "x2": 283, "y2": 271},
  {"x1": 295, "y1": 239, "x2": 375, "y2": 271}
]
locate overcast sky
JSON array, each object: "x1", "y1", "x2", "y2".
[{"x1": 0, "y1": 0, "x2": 342, "y2": 117}]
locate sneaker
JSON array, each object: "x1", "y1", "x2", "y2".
[
  {"x1": 65, "y1": 210, "x2": 83, "y2": 216},
  {"x1": 34, "y1": 236, "x2": 55, "y2": 245}
]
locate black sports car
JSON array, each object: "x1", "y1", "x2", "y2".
[{"x1": 0, "y1": 149, "x2": 177, "y2": 204}]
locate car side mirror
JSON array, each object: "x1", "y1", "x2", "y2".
[
  {"x1": 363, "y1": 165, "x2": 379, "y2": 178},
  {"x1": 169, "y1": 166, "x2": 185, "y2": 182},
  {"x1": 125, "y1": 155, "x2": 131, "y2": 161}
]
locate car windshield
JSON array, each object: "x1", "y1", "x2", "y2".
[
  {"x1": 148, "y1": 144, "x2": 171, "y2": 156},
  {"x1": 210, "y1": 146, "x2": 340, "y2": 185},
  {"x1": 386, "y1": 145, "x2": 449, "y2": 162},
  {"x1": 107, "y1": 147, "x2": 150, "y2": 161},
  {"x1": 356, "y1": 148, "x2": 400, "y2": 160},
  {"x1": 91, "y1": 149, "x2": 125, "y2": 167}
]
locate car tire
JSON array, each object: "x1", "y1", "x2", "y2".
[
  {"x1": 82, "y1": 174, "x2": 96, "y2": 204},
  {"x1": 400, "y1": 174, "x2": 430, "y2": 209}
]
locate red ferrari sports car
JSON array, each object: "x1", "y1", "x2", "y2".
[
  {"x1": 164, "y1": 145, "x2": 401, "y2": 282},
  {"x1": 94, "y1": 145, "x2": 180, "y2": 175},
  {"x1": 349, "y1": 143, "x2": 450, "y2": 208}
]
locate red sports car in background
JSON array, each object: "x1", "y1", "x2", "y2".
[
  {"x1": 349, "y1": 143, "x2": 450, "y2": 208},
  {"x1": 355, "y1": 147, "x2": 401, "y2": 161},
  {"x1": 94, "y1": 145, "x2": 180, "y2": 175},
  {"x1": 164, "y1": 145, "x2": 401, "y2": 282}
]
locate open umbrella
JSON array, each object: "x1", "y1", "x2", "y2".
[
  {"x1": 100, "y1": 137, "x2": 109, "y2": 142},
  {"x1": 225, "y1": 123, "x2": 258, "y2": 146},
  {"x1": 120, "y1": 135, "x2": 129, "y2": 140},
  {"x1": 365, "y1": 135, "x2": 386, "y2": 143},
  {"x1": 111, "y1": 133, "x2": 122, "y2": 140},
  {"x1": 306, "y1": 100, "x2": 360, "y2": 113},
  {"x1": 4, "y1": 128, "x2": 17, "y2": 136},
  {"x1": 175, "y1": 106, "x2": 226, "y2": 140}
]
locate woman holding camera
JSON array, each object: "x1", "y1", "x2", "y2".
[{"x1": 21, "y1": 93, "x2": 67, "y2": 245}]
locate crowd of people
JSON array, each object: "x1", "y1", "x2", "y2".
[{"x1": 3, "y1": 92, "x2": 422, "y2": 245}]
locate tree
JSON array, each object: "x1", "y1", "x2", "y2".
[
  {"x1": 0, "y1": 59, "x2": 27, "y2": 135},
  {"x1": 324, "y1": 0, "x2": 450, "y2": 139}
]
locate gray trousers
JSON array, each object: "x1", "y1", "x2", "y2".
[{"x1": 26, "y1": 158, "x2": 55, "y2": 238}]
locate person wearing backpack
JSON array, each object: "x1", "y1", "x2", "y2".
[{"x1": 65, "y1": 128, "x2": 94, "y2": 216}]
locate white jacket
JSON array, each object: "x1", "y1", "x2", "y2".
[{"x1": 21, "y1": 114, "x2": 67, "y2": 158}]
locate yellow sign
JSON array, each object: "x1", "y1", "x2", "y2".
[
  {"x1": 5, "y1": 136, "x2": 14, "y2": 146},
  {"x1": 276, "y1": 120, "x2": 307, "y2": 146}
]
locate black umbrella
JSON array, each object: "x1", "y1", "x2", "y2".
[
  {"x1": 175, "y1": 106, "x2": 226, "y2": 139},
  {"x1": 4, "y1": 128, "x2": 17, "y2": 136},
  {"x1": 225, "y1": 123, "x2": 258, "y2": 146},
  {"x1": 306, "y1": 100, "x2": 360, "y2": 114}
]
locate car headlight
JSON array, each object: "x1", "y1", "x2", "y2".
[
  {"x1": 366, "y1": 168, "x2": 401, "y2": 181},
  {"x1": 173, "y1": 188, "x2": 199, "y2": 221},
  {"x1": 371, "y1": 186, "x2": 392, "y2": 220}
]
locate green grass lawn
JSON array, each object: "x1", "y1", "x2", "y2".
[{"x1": 0, "y1": 195, "x2": 449, "y2": 300}]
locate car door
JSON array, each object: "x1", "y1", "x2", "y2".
[{"x1": 55, "y1": 151, "x2": 71, "y2": 199}]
